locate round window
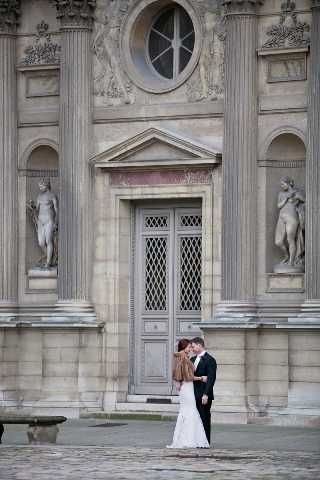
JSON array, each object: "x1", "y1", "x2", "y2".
[
  {"x1": 121, "y1": 0, "x2": 202, "y2": 93},
  {"x1": 148, "y1": 7, "x2": 195, "y2": 80}
]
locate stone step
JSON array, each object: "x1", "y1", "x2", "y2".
[{"x1": 115, "y1": 402, "x2": 179, "y2": 413}]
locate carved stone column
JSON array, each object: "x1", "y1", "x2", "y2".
[
  {"x1": 303, "y1": 0, "x2": 320, "y2": 314},
  {"x1": 217, "y1": 0, "x2": 262, "y2": 319},
  {"x1": 0, "y1": 2, "x2": 20, "y2": 317},
  {"x1": 55, "y1": 1, "x2": 96, "y2": 316}
]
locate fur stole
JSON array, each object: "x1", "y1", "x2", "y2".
[{"x1": 172, "y1": 351, "x2": 195, "y2": 382}]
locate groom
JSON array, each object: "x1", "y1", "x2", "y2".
[{"x1": 191, "y1": 337, "x2": 217, "y2": 444}]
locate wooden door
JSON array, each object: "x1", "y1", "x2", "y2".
[{"x1": 132, "y1": 204, "x2": 202, "y2": 395}]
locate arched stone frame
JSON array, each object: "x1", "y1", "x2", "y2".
[
  {"x1": 18, "y1": 138, "x2": 59, "y2": 304},
  {"x1": 256, "y1": 127, "x2": 307, "y2": 303},
  {"x1": 258, "y1": 126, "x2": 306, "y2": 162},
  {"x1": 19, "y1": 138, "x2": 59, "y2": 170}
]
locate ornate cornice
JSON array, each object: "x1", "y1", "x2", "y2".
[
  {"x1": 222, "y1": 0, "x2": 264, "y2": 15},
  {"x1": 0, "y1": 0, "x2": 20, "y2": 34},
  {"x1": 55, "y1": 0, "x2": 96, "y2": 29}
]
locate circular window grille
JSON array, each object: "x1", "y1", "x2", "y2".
[
  {"x1": 121, "y1": 0, "x2": 202, "y2": 94},
  {"x1": 148, "y1": 7, "x2": 195, "y2": 80}
]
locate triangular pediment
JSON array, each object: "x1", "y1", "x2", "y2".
[{"x1": 91, "y1": 127, "x2": 221, "y2": 169}]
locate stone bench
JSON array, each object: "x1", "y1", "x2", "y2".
[{"x1": 0, "y1": 415, "x2": 67, "y2": 445}]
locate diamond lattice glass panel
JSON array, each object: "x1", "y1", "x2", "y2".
[
  {"x1": 179, "y1": 214, "x2": 202, "y2": 228},
  {"x1": 145, "y1": 215, "x2": 168, "y2": 229},
  {"x1": 179, "y1": 236, "x2": 202, "y2": 311},
  {"x1": 145, "y1": 237, "x2": 167, "y2": 311}
]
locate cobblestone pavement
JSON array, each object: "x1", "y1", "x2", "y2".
[
  {"x1": 1, "y1": 420, "x2": 320, "y2": 479},
  {"x1": 0, "y1": 446, "x2": 320, "y2": 480}
]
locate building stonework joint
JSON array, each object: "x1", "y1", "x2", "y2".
[
  {"x1": 0, "y1": 0, "x2": 20, "y2": 34},
  {"x1": 55, "y1": 0, "x2": 96, "y2": 29}
]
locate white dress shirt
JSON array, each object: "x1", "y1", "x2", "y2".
[{"x1": 194, "y1": 350, "x2": 206, "y2": 371}]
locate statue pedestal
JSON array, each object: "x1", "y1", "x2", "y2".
[
  {"x1": 267, "y1": 273, "x2": 304, "y2": 293},
  {"x1": 273, "y1": 263, "x2": 304, "y2": 274},
  {"x1": 27, "y1": 268, "x2": 57, "y2": 291}
]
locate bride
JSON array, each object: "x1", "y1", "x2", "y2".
[{"x1": 167, "y1": 339, "x2": 210, "y2": 449}]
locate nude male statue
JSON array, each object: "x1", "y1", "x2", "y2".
[{"x1": 36, "y1": 178, "x2": 58, "y2": 268}]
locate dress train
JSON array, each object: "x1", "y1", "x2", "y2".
[{"x1": 167, "y1": 381, "x2": 209, "y2": 449}]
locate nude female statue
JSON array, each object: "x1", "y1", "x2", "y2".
[
  {"x1": 275, "y1": 176, "x2": 305, "y2": 269},
  {"x1": 36, "y1": 178, "x2": 58, "y2": 268}
]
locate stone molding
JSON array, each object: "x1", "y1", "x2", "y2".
[
  {"x1": 258, "y1": 160, "x2": 305, "y2": 168},
  {"x1": 312, "y1": 1, "x2": 320, "y2": 8},
  {"x1": 55, "y1": 0, "x2": 96, "y2": 29},
  {"x1": 0, "y1": 0, "x2": 20, "y2": 34},
  {"x1": 222, "y1": 0, "x2": 263, "y2": 15}
]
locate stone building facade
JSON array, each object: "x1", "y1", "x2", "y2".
[{"x1": 0, "y1": 0, "x2": 319, "y2": 425}]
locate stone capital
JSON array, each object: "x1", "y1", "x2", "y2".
[
  {"x1": 0, "y1": 0, "x2": 20, "y2": 34},
  {"x1": 223, "y1": 0, "x2": 264, "y2": 15},
  {"x1": 55, "y1": 0, "x2": 96, "y2": 29}
]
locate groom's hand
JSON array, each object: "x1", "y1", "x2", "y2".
[{"x1": 202, "y1": 394, "x2": 208, "y2": 405}]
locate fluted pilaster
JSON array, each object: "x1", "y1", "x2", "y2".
[
  {"x1": 219, "y1": 1, "x2": 261, "y2": 312},
  {"x1": 0, "y1": 2, "x2": 19, "y2": 314},
  {"x1": 56, "y1": 1, "x2": 95, "y2": 313},
  {"x1": 305, "y1": 1, "x2": 320, "y2": 304}
]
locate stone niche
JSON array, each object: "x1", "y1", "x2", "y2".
[
  {"x1": 263, "y1": 133, "x2": 306, "y2": 291},
  {"x1": 25, "y1": 145, "x2": 59, "y2": 291}
]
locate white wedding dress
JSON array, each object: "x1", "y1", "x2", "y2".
[{"x1": 167, "y1": 381, "x2": 209, "y2": 449}]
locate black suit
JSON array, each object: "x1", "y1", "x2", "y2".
[{"x1": 191, "y1": 352, "x2": 217, "y2": 444}]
